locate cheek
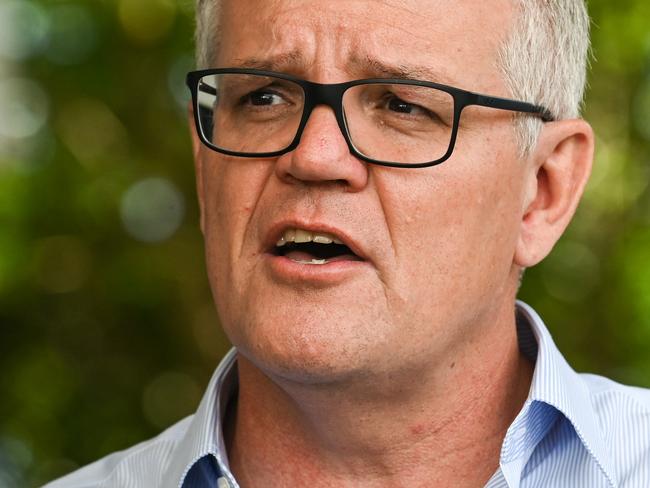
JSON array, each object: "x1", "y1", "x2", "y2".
[
  {"x1": 384, "y1": 148, "x2": 524, "y2": 311},
  {"x1": 203, "y1": 157, "x2": 269, "y2": 241},
  {"x1": 201, "y1": 159, "x2": 270, "y2": 307},
  {"x1": 440, "y1": 133, "x2": 524, "y2": 268}
]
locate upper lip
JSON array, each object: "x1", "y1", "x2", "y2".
[{"x1": 264, "y1": 219, "x2": 369, "y2": 261}]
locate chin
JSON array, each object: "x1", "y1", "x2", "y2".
[
  {"x1": 227, "y1": 307, "x2": 385, "y2": 386},
  {"x1": 214, "y1": 268, "x2": 399, "y2": 385}
]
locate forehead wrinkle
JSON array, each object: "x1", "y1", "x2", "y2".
[
  {"x1": 222, "y1": 0, "x2": 509, "y2": 90},
  {"x1": 230, "y1": 51, "x2": 460, "y2": 88}
]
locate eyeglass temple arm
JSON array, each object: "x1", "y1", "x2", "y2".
[{"x1": 473, "y1": 94, "x2": 554, "y2": 122}]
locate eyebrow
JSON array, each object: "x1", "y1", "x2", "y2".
[
  {"x1": 347, "y1": 55, "x2": 457, "y2": 85},
  {"x1": 232, "y1": 51, "x2": 308, "y2": 73},
  {"x1": 230, "y1": 52, "x2": 456, "y2": 86}
]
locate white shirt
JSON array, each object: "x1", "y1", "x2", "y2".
[{"x1": 44, "y1": 302, "x2": 650, "y2": 487}]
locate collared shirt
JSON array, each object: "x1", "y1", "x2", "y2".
[{"x1": 44, "y1": 301, "x2": 650, "y2": 488}]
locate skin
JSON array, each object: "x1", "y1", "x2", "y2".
[{"x1": 190, "y1": 0, "x2": 594, "y2": 486}]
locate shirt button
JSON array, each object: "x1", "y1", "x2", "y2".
[{"x1": 217, "y1": 477, "x2": 231, "y2": 488}]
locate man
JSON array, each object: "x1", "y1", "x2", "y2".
[{"x1": 46, "y1": 0, "x2": 650, "y2": 487}]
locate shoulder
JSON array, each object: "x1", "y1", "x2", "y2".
[
  {"x1": 42, "y1": 416, "x2": 194, "y2": 488},
  {"x1": 580, "y1": 373, "x2": 650, "y2": 486},
  {"x1": 582, "y1": 372, "x2": 650, "y2": 419}
]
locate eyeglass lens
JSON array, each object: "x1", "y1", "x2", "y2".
[{"x1": 196, "y1": 73, "x2": 456, "y2": 165}]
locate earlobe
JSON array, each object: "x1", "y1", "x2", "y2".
[
  {"x1": 189, "y1": 102, "x2": 206, "y2": 235},
  {"x1": 514, "y1": 119, "x2": 594, "y2": 268}
]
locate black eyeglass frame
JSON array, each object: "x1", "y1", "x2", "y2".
[{"x1": 186, "y1": 68, "x2": 554, "y2": 169}]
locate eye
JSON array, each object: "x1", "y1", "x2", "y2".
[
  {"x1": 387, "y1": 96, "x2": 429, "y2": 117},
  {"x1": 246, "y1": 90, "x2": 286, "y2": 106}
]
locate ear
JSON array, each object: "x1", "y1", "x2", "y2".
[
  {"x1": 189, "y1": 102, "x2": 206, "y2": 235},
  {"x1": 514, "y1": 119, "x2": 594, "y2": 267}
]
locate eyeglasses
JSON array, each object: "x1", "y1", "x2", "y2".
[{"x1": 186, "y1": 68, "x2": 554, "y2": 168}]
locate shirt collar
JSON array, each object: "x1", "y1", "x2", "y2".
[
  {"x1": 166, "y1": 302, "x2": 618, "y2": 488},
  {"x1": 164, "y1": 348, "x2": 238, "y2": 488},
  {"x1": 500, "y1": 301, "x2": 618, "y2": 488}
]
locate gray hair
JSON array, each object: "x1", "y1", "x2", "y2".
[
  {"x1": 499, "y1": 0, "x2": 591, "y2": 154},
  {"x1": 195, "y1": 0, "x2": 221, "y2": 70},
  {"x1": 194, "y1": 0, "x2": 591, "y2": 155}
]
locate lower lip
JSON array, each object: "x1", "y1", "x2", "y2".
[{"x1": 264, "y1": 253, "x2": 371, "y2": 285}]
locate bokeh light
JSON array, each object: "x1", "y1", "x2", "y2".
[
  {"x1": 120, "y1": 177, "x2": 186, "y2": 243},
  {"x1": 0, "y1": 78, "x2": 48, "y2": 140},
  {"x1": 0, "y1": 2, "x2": 201, "y2": 484},
  {"x1": 118, "y1": 0, "x2": 177, "y2": 45},
  {"x1": 55, "y1": 97, "x2": 129, "y2": 168},
  {"x1": 0, "y1": 1, "x2": 48, "y2": 62},
  {"x1": 168, "y1": 54, "x2": 194, "y2": 111},
  {"x1": 43, "y1": 4, "x2": 97, "y2": 66}
]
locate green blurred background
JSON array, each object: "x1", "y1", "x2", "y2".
[{"x1": 0, "y1": 0, "x2": 648, "y2": 486}]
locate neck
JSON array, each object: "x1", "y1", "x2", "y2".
[{"x1": 226, "y1": 302, "x2": 534, "y2": 488}]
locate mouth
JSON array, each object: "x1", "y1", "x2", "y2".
[{"x1": 271, "y1": 228, "x2": 364, "y2": 265}]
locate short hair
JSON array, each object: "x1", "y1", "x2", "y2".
[
  {"x1": 499, "y1": 1, "x2": 591, "y2": 154},
  {"x1": 194, "y1": 0, "x2": 591, "y2": 155},
  {"x1": 195, "y1": 0, "x2": 221, "y2": 70}
]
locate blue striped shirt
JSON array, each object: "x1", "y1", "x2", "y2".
[{"x1": 44, "y1": 301, "x2": 650, "y2": 487}]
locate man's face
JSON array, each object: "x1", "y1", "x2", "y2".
[{"x1": 194, "y1": 0, "x2": 528, "y2": 384}]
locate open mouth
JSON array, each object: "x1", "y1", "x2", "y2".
[{"x1": 272, "y1": 228, "x2": 363, "y2": 265}]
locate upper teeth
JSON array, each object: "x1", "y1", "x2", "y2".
[{"x1": 276, "y1": 228, "x2": 344, "y2": 247}]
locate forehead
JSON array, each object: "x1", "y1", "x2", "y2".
[{"x1": 215, "y1": 0, "x2": 515, "y2": 91}]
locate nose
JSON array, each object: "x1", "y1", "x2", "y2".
[{"x1": 274, "y1": 106, "x2": 368, "y2": 191}]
